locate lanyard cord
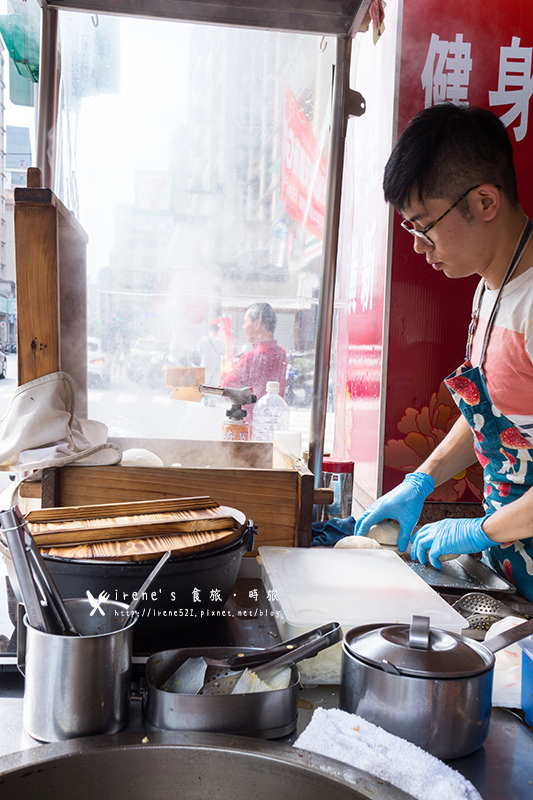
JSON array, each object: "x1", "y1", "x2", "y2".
[{"x1": 465, "y1": 218, "x2": 533, "y2": 370}]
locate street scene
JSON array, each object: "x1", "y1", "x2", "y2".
[{"x1": 0, "y1": 352, "x2": 334, "y2": 478}]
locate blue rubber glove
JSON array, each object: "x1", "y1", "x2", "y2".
[
  {"x1": 354, "y1": 472, "x2": 434, "y2": 551},
  {"x1": 410, "y1": 517, "x2": 494, "y2": 570}
]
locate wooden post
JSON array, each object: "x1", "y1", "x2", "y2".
[{"x1": 14, "y1": 167, "x2": 89, "y2": 416}]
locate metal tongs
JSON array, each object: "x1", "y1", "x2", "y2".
[
  {"x1": 199, "y1": 621, "x2": 342, "y2": 695},
  {"x1": 1, "y1": 505, "x2": 79, "y2": 636}
]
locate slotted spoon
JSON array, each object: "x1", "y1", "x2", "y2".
[
  {"x1": 453, "y1": 592, "x2": 529, "y2": 620},
  {"x1": 464, "y1": 612, "x2": 501, "y2": 632}
]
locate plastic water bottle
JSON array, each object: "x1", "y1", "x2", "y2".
[
  {"x1": 253, "y1": 381, "x2": 290, "y2": 442},
  {"x1": 271, "y1": 219, "x2": 288, "y2": 269}
]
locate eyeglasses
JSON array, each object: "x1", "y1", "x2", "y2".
[{"x1": 401, "y1": 184, "x2": 481, "y2": 246}]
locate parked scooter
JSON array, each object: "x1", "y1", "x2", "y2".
[{"x1": 284, "y1": 351, "x2": 314, "y2": 407}]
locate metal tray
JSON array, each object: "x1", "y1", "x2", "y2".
[
  {"x1": 401, "y1": 554, "x2": 516, "y2": 596},
  {"x1": 142, "y1": 646, "x2": 299, "y2": 739}
]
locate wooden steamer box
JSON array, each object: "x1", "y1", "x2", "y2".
[{"x1": 40, "y1": 439, "x2": 318, "y2": 554}]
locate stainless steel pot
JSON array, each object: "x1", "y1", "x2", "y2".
[{"x1": 340, "y1": 615, "x2": 533, "y2": 760}]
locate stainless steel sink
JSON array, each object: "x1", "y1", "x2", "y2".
[{"x1": 0, "y1": 731, "x2": 415, "y2": 799}]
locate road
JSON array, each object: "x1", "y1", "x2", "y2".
[
  {"x1": 0, "y1": 355, "x2": 334, "y2": 491},
  {"x1": 88, "y1": 381, "x2": 331, "y2": 450},
  {"x1": 0, "y1": 355, "x2": 20, "y2": 494}
]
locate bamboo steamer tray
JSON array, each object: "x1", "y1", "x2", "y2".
[{"x1": 27, "y1": 497, "x2": 245, "y2": 562}]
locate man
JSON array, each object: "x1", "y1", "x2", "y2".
[
  {"x1": 221, "y1": 302, "x2": 287, "y2": 418},
  {"x1": 355, "y1": 103, "x2": 533, "y2": 601}
]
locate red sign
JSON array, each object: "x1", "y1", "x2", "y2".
[
  {"x1": 398, "y1": 3, "x2": 533, "y2": 211},
  {"x1": 381, "y1": 0, "x2": 533, "y2": 498},
  {"x1": 335, "y1": 1, "x2": 533, "y2": 499},
  {"x1": 280, "y1": 86, "x2": 327, "y2": 240}
]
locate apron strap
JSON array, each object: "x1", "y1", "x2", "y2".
[
  {"x1": 466, "y1": 217, "x2": 533, "y2": 371},
  {"x1": 464, "y1": 279, "x2": 485, "y2": 363}
]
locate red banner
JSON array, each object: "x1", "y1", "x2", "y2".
[{"x1": 280, "y1": 86, "x2": 327, "y2": 240}]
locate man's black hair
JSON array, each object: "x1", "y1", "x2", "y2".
[{"x1": 383, "y1": 103, "x2": 519, "y2": 211}]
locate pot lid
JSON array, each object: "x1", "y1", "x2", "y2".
[
  {"x1": 345, "y1": 616, "x2": 494, "y2": 679},
  {"x1": 33, "y1": 502, "x2": 247, "y2": 563}
]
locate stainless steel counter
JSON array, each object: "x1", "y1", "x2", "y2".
[
  {"x1": 1, "y1": 558, "x2": 533, "y2": 799},
  {"x1": 1, "y1": 668, "x2": 532, "y2": 800}
]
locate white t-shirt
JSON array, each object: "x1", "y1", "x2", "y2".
[{"x1": 470, "y1": 265, "x2": 533, "y2": 442}]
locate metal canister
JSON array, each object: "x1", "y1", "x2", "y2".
[
  {"x1": 18, "y1": 598, "x2": 136, "y2": 742},
  {"x1": 222, "y1": 420, "x2": 250, "y2": 441},
  {"x1": 317, "y1": 458, "x2": 354, "y2": 520}
]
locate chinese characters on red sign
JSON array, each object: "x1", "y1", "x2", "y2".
[{"x1": 422, "y1": 32, "x2": 533, "y2": 142}]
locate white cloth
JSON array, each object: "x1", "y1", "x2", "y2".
[
  {"x1": 489, "y1": 616, "x2": 524, "y2": 708},
  {"x1": 0, "y1": 371, "x2": 122, "y2": 471},
  {"x1": 294, "y1": 707, "x2": 483, "y2": 800}
]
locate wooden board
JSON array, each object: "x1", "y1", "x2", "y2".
[
  {"x1": 27, "y1": 495, "x2": 218, "y2": 523},
  {"x1": 39, "y1": 525, "x2": 242, "y2": 561},
  {"x1": 28, "y1": 507, "x2": 237, "y2": 547}
]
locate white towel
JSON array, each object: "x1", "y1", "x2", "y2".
[{"x1": 294, "y1": 707, "x2": 483, "y2": 800}]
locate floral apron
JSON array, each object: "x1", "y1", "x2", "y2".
[{"x1": 444, "y1": 219, "x2": 533, "y2": 601}]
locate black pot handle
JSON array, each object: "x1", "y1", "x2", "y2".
[
  {"x1": 484, "y1": 616, "x2": 533, "y2": 654},
  {"x1": 243, "y1": 520, "x2": 257, "y2": 552}
]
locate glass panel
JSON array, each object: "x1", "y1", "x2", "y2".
[
  {"x1": 333, "y1": 12, "x2": 399, "y2": 498},
  {"x1": 55, "y1": 13, "x2": 336, "y2": 455}
]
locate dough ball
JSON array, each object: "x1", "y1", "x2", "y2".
[
  {"x1": 121, "y1": 448, "x2": 164, "y2": 467},
  {"x1": 438, "y1": 552, "x2": 459, "y2": 563},
  {"x1": 366, "y1": 521, "x2": 458, "y2": 561},
  {"x1": 354, "y1": 519, "x2": 459, "y2": 564},
  {"x1": 334, "y1": 536, "x2": 382, "y2": 550},
  {"x1": 367, "y1": 520, "x2": 400, "y2": 547}
]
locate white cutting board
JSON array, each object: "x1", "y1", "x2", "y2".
[{"x1": 259, "y1": 546, "x2": 465, "y2": 638}]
